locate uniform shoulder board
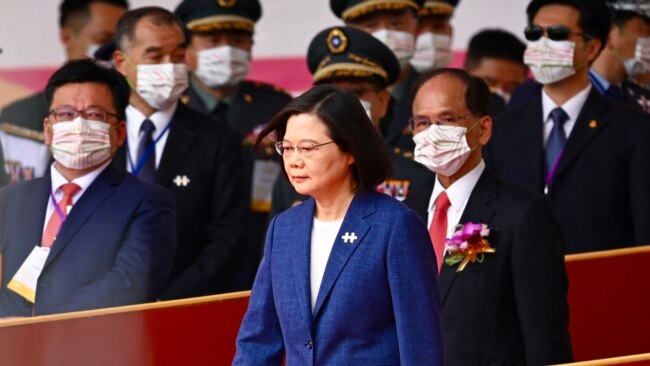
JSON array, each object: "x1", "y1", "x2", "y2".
[
  {"x1": 0, "y1": 122, "x2": 45, "y2": 142},
  {"x1": 245, "y1": 80, "x2": 292, "y2": 97}
]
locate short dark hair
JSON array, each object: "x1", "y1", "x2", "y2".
[
  {"x1": 257, "y1": 85, "x2": 392, "y2": 192},
  {"x1": 526, "y1": 0, "x2": 612, "y2": 52},
  {"x1": 465, "y1": 29, "x2": 527, "y2": 71},
  {"x1": 611, "y1": 10, "x2": 650, "y2": 29},
  {"x1": 59, "y1": 0, "x2": 129, "y2": 29},
  {"x1": 115, "y1": 6, "x2": 185, "y2": 51},
  {"x1": 412, "y1": 68, "x2": 490, "y2": 117},
  {"x1": 45, "y1": 59, "x2": 130, "y2": 121}
]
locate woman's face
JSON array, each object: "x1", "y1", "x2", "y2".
[{"x1": 281, "y1": 113, "x2": 355, "y2": 199}]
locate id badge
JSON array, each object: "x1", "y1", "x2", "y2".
[
  {"x1": 251, "y1": 160, "x2": 281, "y2": 212},
  {"x1": 7, "y1": 246, "x2": 50, "y2": 303}
]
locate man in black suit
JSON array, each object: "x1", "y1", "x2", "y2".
[
  {"x1": 405, "y1": 68, "x2": 572, "y2": 365},
  {"x1": 486, "y1": 0, "x2": 650, "y2": 253},
  {"x1": 111, "y1": 7, "x2": 249, "y2": 299}
]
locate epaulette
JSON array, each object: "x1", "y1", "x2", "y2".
[
  {"x1": 247, "y1": 80, "x2": 292, "y2": 97},
  {"x1": 0, "y1": 122, "x2": 45, "y2": 142}
]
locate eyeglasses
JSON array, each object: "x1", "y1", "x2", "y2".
[
  {"x1": 49, "y1": 106, "x2": 118, "y2": 123},
  {"x1": 408, "y1": 115, "x2": 474, "y2": 130},
  {"x1": 524, "y1": 24, "x2": 593, "y2": 42},
  {"x1": 275, "y1": 141, "x2": 335, "y2": 157}
]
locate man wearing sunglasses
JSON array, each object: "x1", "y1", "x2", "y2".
[
  {"x1": 486, "y1": 0, "x2": 650, "y2": 254},
  {"x1": 0, "y1": 59, "x2": 176, "y2": 317}
]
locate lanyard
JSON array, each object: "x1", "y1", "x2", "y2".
[
  {"x1": 544, "y1": 149, "x2": 564, "y2": 195},
  {"x1": 127, "y1": 120, "x2": 173, "y2": 176},
  {"x1": 49, "y1": 187, "x2": 70, "y2": 238}
]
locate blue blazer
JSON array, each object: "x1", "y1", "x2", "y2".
[
  {"x1": 0, "y1": 165, "x2": 176, "y2": 316},
  {"x1": 234, "y1": 191, "x2": 444, "y2": 365}
]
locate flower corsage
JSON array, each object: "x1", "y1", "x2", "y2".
[{"x1": 444, "y1": 222, "x2": 495, "y2": 272}]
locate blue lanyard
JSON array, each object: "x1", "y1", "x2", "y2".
[
  {"x1": 49, "y1": 187, "x2": 70, "y2": 239},
  {"x1": 127, "y1": 120, "x2": 173, "y2": 176}
]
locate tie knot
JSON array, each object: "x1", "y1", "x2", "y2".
[
  {"x1": 60, "y1": 182, "x2": 81, "y2": 198},
  {"x1": 434, "y1": 191, "x2": 451, "y2": 212},
  {"x1": 140, "y1": 119, "x2": 156, "y2": 134},
  {"x1": 550, "y1": 108, "x2": 569, "y2": 126}
]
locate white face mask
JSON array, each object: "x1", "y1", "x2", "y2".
[
  {"x1": 372, "y1": 29, "x2": 415, "y2": 70},
  {"x1": 624, "y1": 37, "x2": 650, "y2": 78},
  {"x1": 135, "y1": 63, "x2": 188, "y2": 110},
  {"x1": 409, "y1": 32, "x2": 452, "y2": 73},
  {"x1": 359, "y1": 99, "x2": 373, "y2": 120},
  {"x1": 524, "y1": 37, "x2": 576, "y2": 84},
  {"x1": 86, "y1": 44, "x2": 101, "y2": 59},
  {"x1": 412, "y1": 120, "x2": 478, "y2": 176},
  {"x1": 51, "y1": 117, "x2": 113, "y2": 169},
  {"x1": 493, "y1": 88, "x2": 512, "y2": 104},
  {"x1": 195, "y1": 45, "x2": 251, "y2": 87}
]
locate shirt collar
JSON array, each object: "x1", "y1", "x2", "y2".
[
  {"x1": 588, "y1": 69, "x2": 614, "y2": 94},
  {"x1": 429, "y1": 160, "x2": 485, "y2": 213},
  {"x1": 541, "y1": 83, "x2": 592, "y2": 124},
  {"x1": 189, "y1": 76, "x2": 239, "y2": 111},
  {"x1": 126, "y1": 102, "x2": 177, "y2": 137},
  {"x1": 50, "y1": 160, "x2": 110, "y2": 194}
]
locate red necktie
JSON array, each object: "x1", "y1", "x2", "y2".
[
  {"x1": 42, "y1": 183, "x2": 81, "y2": 247},
  {"x1": 429, "y1": 191, "x2": 451, "y2": 271}
]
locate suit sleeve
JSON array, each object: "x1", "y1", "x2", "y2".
[
  {"x1": 512, "y1": 196, "x2": 573, "y2": 364},
  {"x1": 629, "y1": 122, "x2": 650, "y2": 245},
  {"x1": 387, "y1": 208, "x2": 444, "y2": 365},
  {"x1": 233, "y1": 216, "x2": 284, "y2": 366},
  {"x1": 161, "y1": 127, "x2": 250, "y2": 298},
  {"x1": 45, "y1": 186, "x2": 177, "y2": 313}
]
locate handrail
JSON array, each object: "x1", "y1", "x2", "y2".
[{"x1": 552, "y1": 352, "x2": 650, "y2": 365}]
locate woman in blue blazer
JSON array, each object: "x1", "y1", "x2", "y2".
[{"x1": 233, "y1": 85, "x2": 444, "y2": 365}]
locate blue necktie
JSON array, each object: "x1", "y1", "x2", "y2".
[
  {"x1": 137, "y1": 119, "x2": 156, "y2": 183},
  {"x1": 545, "y1": 108, "x2": 569, "y2": 174}
]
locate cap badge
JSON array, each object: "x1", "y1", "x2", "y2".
[
  {"x1": 217, "y1": 0, "x2": 237, "y2": 8},
  {"x1": 327, "y1": 28, "x2": 348, "y2": 54}
]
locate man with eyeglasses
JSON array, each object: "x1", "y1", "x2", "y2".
[
  {"x1": 269, "y1": 26, "x2": 435, "y2": 217},
  {"x1": 0, "y1": 59, "x2": 176, "y2": 317},
  {"x1": 486, "y1": 0, "x2": 650, "y2": 253},
  {"x1": 111, "y1": 7, "x2": 249, "y2": 299},
  {"x1": 405, "y1": 67, "x2": 572, "y2": 365},
  {"x1": 0, "y1": 0, "x2": 128, "y2": 185}
]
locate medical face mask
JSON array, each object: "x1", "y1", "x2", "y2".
[
  {"x1": 135, "y1": 63, "x2": 188, "y2": 110},
  {"x1": 493, "y1": 88, "x2": 512, "y2": 104},
  {"x1": 524, "y1": 36, "x2": 576, "y2": 84},
  {"x1": 412, "y1": 119, "x2": 479, "y2": 176},
  {"x1": 409, "y1": 32, "x2": 452, "y2": 73},
  {"x1": 623, "y1": 37, "x2": 650, "y2": 78},
  {"x1": 194, "y1": 45, "x2": 251, "y2": 87},
  {"x1": 360, "y1": 99, "x2": 373, "y2": 120},
  {"x1": 372, "y1": 29, "x2": 415, "y2": 69},
  {"x1": 51, "y1": 117, "x2": 113, "y2": 169}
]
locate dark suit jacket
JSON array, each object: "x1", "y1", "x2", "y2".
[
  {"x1": 381, "y1": 67, "x2": 419, "y2": 151},
  {"x1": 234, "y1": 191, "x2": 444, "y2": 365},
  {"x1": 112, "y1": 103, "x2": 250, "y2": 299},
  {"x1": 486, "y1": 88, "x2": 650, "y2": 253},
  {"x1": 405, "y1": 170, "x2": 572, "y2": 366},
  {"x1": 0, "y1": 165, "x2": 176, "y2": 316}
]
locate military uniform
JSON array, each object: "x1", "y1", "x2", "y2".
[
  {"x1": 175, "y1": 0, "x2": 292, "y2": 289},
  {"x1": 0, "y1": 92, "x2": 50, "y2": 183}
]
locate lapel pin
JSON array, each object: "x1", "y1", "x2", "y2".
[
  {"x1": 589, "y1": 120, "x2": 598, "y2": 128},
  {"x1": 173, "y1": 175, "x2": 191, "y2": 187},
  {"x1": 341, "y1": 232, "x2": 357, "y2": 244}
]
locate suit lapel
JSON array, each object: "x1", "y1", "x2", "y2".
[
  {"x1": 553, "y1": 89, "x2": 607, "y2": 180},
  {"x1": 520, "y1": 98, "x2": 545, "y2": 190},
  {"x1": 312, "y1": 193, "x2": 373, "y2": 319},
  {"x1": 155, "y1": 105, "x2": 196, "y2": 186},
  {"x1": 44, "y1": 167, "x2": 123, "y2": 267},
  {"x1": 17, "y1": 178, "x2": 50, "y2": 250},
  {"x1": 288, "y1": 199, "x2": 317, "y2": 329},
  {"x1": 438, "y1": 171, "x2": 497, "y2": 305}
]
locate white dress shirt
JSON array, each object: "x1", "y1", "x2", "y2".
[
  {"x1": 310, "y1": 217, "x2": 343, "y2": 312},
  {"x1": 125, "y1": 102, "x2": 176, "y2": 171},
  {"x1": 541, "y1": 84, "x2": 591, "y2": 145},
  {"x1": 43, "y1": 161, "x2": 110, "y2": 233},
  {"x1": 427, "y1": 160, "x2": 485, "y2": 240}
]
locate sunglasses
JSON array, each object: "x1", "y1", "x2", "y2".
[{"x1": 524, "y1": 24, "x2": 593, "y2": 42}]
